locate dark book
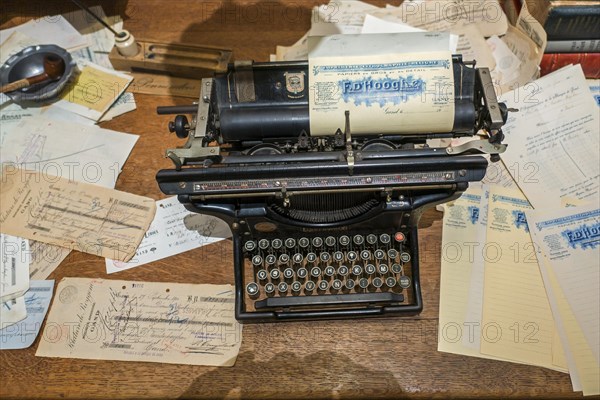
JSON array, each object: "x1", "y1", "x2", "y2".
[
  {"x1": 546, "y1": 38, "x2": 600, "y2": 52},
  {"x1": 540, "y1": 52, "x2": 600, "y2": 77},
  {"x1": 524, "y1": 0, "x2": 600, "y2": 40}
]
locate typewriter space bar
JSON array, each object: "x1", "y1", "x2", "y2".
[{"x1": 254, "y1": 293, "x2": 404, "y2": 309}]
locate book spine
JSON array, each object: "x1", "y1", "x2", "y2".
[
  {"x1": 545, "y1": 39, "x2": 600, "y2": 52},
  {"x1": 544, "y1": 6, "x2": 600, "y2": 40},
  {"x1": 540, "y1": 53, "x2": 600, "y2": 78}
]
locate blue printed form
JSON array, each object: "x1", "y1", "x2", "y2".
[
  {"x1": 308, "y1": 32, "x2": 455, "y2": 136},
  {"x1": 0, "y1": 280, "x2": 54, "y2": 350}
]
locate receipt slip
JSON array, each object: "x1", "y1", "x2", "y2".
[
  {"x1": 0, "y1": 167, "x2": 155, "y2": 262},
  {"x1": 36, "y1": 278, "x2": 242, "y2": 366}
]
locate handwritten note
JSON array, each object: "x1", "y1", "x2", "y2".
[
  {"x1": 28, "y1": 241, "x2": 70, "y2": 280},
  {"x1": 499, "y1": 65, "x2": 600, "y2": 208},
  {"x1": 36, "y1": 278, "x2": 242, "y2": 366},
  {"x1": 0, "y1": 296, "x2": 26, "y2": 330},
  {"x1": 0, "y1": 167, "x2": 156, "y2": 262},
  {"x1": 106, "y1": 197, "x2": 231, "y2": 274},
  {"x1": 0, "y1": 280, "x2": 54, "y2": 350}
]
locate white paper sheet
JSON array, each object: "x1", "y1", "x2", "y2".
[
  {"x1": 0, "y1": 234, "x2": 29, "y2": 303},
  {"x1": 99, "y1": 92, "x2": 136, "y2": 122},
  {"x1": 0, "y1": 280, "x2": 54, "y2": 350},
  {"x1": 106, "y1": 197, "x2": 231, "y2": 274},
  {"x1": 0, "y1": 296, "x2": 26, "y2": 329},
  {"x1": 499, "y1": 65, "x2": 600, "y2": 209},
  {"x1": 0, "y1": 16, "x2": 88, "y2": 51}
]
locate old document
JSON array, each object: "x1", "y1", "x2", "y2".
[
  {"x1": 500, "y1": 65, "x2": 600, "y2": 208},
  {"x1": 0, "y1": 167, "x2": 155, "y2": 262},
  {"x1": 480, "y1": 186, "x2": 565, "y2": 371},
  {"x1": 36, "y1": 278, "x2": 242, "y2": 366},
  {"x1": 527, "y1": 205, "x2": 600, "y2": 366},
  {"x1": 0, "y1": 234, "x2": 29, "y2": 303},
  {"x1": 309, "y1": 32, "x2": 455, "y2": 136}
]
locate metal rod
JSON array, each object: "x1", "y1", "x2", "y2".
[{"x1": 69, "y1": 0, "x2": 124, "y2": 37}]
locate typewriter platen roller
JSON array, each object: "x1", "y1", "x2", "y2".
[{"x1": 156, "y1": 56, "x2": 509, "y2": 322}]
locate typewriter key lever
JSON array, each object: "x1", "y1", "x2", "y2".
[{"x1": 156, "y1": 55, "x2": 510, "y2": 322}]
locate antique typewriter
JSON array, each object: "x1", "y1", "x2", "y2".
[{"x1": 156, "y1": 56, "x2": 509, "y2": 322}]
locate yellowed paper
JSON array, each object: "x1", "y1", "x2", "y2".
[
  {"x1": 28, "y1": 241, "x2": 70, "y2": 280},
  {"x1": 36, "y1": 278, "x2": 242, "y2": 366},
  {"x1": 57, "y1": 61, "x2": 132, "y2": 121},
  {"x1": 0, "y1": 167, "x2": 155, "y2": 262},
  {"x1": 309, "y1": 33, "x2": 455, "y2": 136},
  {"x1": 480, "y1": 186, "x2": 565, "y2": 371},
  {"x1": 128, "y1": 72, "x2": 202, "y2": 99}
]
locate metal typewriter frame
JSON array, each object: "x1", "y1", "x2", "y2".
[{"x1": 156, "y1": 58, "x2": 509, "y2": 323}]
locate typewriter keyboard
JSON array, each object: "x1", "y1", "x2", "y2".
[{"x1": 242, "y1": 232, "x2": 415, "y2": 312}]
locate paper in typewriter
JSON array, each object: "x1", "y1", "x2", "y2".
[
  {"x1": 36, "y1": 278, "x2": 242, "y2": 366},
  {"x1": 480, "y1": 186, "x2": 566, "y2": 371},
  {"x1": 308, "y1": 32, "x2": 455, "y2": 136},
  {"x1": 0, "y1": 167, "x2": 155, "y2": 262}
]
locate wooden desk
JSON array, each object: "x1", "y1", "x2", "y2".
[{"x1": 0, "y1": 1, "x2": 583, "y2": 398}]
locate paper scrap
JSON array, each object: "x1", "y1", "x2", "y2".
[
  {"x1": 28, "y1": 241, "x2": 70, "y2": 280},
  {"x1": 0, "y1": 280, "x2": 54, "y2": 350},
  {"x1": 56, "y1": 61, "x2": 132, "y2": 121},
  {"x1": 0, "y1": 296, "x2": 26, "y2": 329},
  {"x1": 99, "y1": 92, "x2": 136, "y2": 122},
  {"x1": 36, "y1": 278, "x2": 242, "y2": 366},
  {"x1": 0, "y1": 234, "x2": 29, "y2": 303},
  {"x1": 106, "y1": 196, "x2": 231, "y2": 273},
  {"x1": 0, "y1": 167, "x2": 156, "y2": 262}
]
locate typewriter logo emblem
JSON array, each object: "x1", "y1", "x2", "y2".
[{"x1": 284, "y1": 72, "x2": 305, "y2": 97}]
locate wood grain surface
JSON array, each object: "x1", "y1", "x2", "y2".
[{"x1": 0, "y1": 1, "x2": 586, "y2": 398}]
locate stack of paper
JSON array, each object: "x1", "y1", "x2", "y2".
[{"x1": 438, "y1": 65, "x2": 600, "y2": 395}]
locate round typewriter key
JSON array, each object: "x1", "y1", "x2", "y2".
[
  {"x1": 298, "y1": 237, "x2": 310, "y2": 248},
  {"x1": 351, "y1": 265, "x2": 363, "y2": 276},
  {"x1": 353, "y1": 234, "x2": 364, "y2": 245},
  {"x1": 256, "y1": 269, "x2": 268, "y2": 281},
  {"x1": 320, "y1": 252, "x2": 331, "y2": 262},
  {"x1": 265, "y1": 254, "x2": 276, "y2": 265},
  {"x1": 285, "y1": 238, "x2": 296, "y2": 248},
  {"x1": 306, "y1": 252, "x2": 317, "y2": 263},
  {"x1": 251, "y1": 255, "x2": 263, "y2": 266},
  {"x1": 391, "y1": 263, "x2": 403, "y2": 274},
  {"x1": 374, "y1": 249, "x2": 386, "y2": 260},
  {"x1": 244, "y1": 241, "x2": 256, "y2": 252},
  {"x1": 339, "y1": 235, "x2": 350, "y2": 246},
  {"x1": 283, "y1": 268, "x2": 294, "y2": 280},
  {"x1": 379, "y1": 234, "x2": 391, "y2": 244},
  {"x1": 278, "y1": 281, "x2": 289, "y2": 294},
  {"x1": 333, "y1": 251, "x2": 344, "y2": 262},
  {"x1": 271, "y1": 239, "x2": 283, "y2": 249},
  {"x1": 360, "y1": 250, "x2": 371, "y2": 260},
  {"x1": 345, "y1": 278, "x2": 355, "y2": 290},
  {"x1": 297, "y1": 267, "x2": 308, "y2": 280},
  {"x1": 325, "y1": 236, "x2": 336, "y2": 247},
  {"x1": 331, "y1": 279, "x2": 343, "y2": 291},
  {"x1": 394, "y1": 232, "x2": 406, "y2": 243},
  {"x1": 388, "y1": 249, "x2": 399, "y2": 259},
  {"x1": 292, "y1": 253, "x2": 304, "y2": 263},
  {"x1": 358, "y1": 278, "x2": 369, "y2": 289},
  {"x1": 399, "y1": 275, "x2": 411, "y2": 288},
  {"x1": 270, "y1": 268, "x2": 281, "y2": 280},
  {"x1": 304, "y1": 281, "x2": 316, "y2": 293},
  {"x1": 378, "y1": 263, "x2": 389, "y2": 274},
  {"x1": 324, "y1": 265, "x2": 336, "y2": 277},
  {"x1": 312, "y1": 237, "x2": 323, "y2": 247},
  {"x1": 310, "y1": 266, "x2": 321, "y2": 278},
  {"x1": 246, "y1": 282, "x2": 259, "y2": 298},
  {"x1": 400, "y1": 252, "x2": 411, "y2": 263},
  {"x1": 291, "y1": 281, "x2": 302, "y2": 294},
  {"x1": 279, "y1": 253, "x2": 290, "y2": 264},
  {"x1": 346, "y1": 251, "x2": 358, "y2": 262},
  {"x1": 372, "y1": 277, "x2": 383, "y2": 288},
  {"x1": 365, "y1": 264, "x2": 376, "y2": 275},
  {"x1": 386, "y1": 277, "x2": 397, "y2": 288},
  {"x1": 258, "y1": 239, "x2": 269, "y2": 250},
  {"x1": 366, "y1": 234, "x2": 378, "y2": 245},
  {"x1": 338, "y1": 265, "x2": 349, "y2": 276},
  {"x1": 318, "y1": 280, "x2": 329, "y2": 291},
  {"x1": 264, "y1": 282, "x2": 275, "y2": 296}
]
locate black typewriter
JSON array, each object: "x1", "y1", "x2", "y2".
[{"x1": 156, "y1": 56, "x2": 509, "y2": 322}]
